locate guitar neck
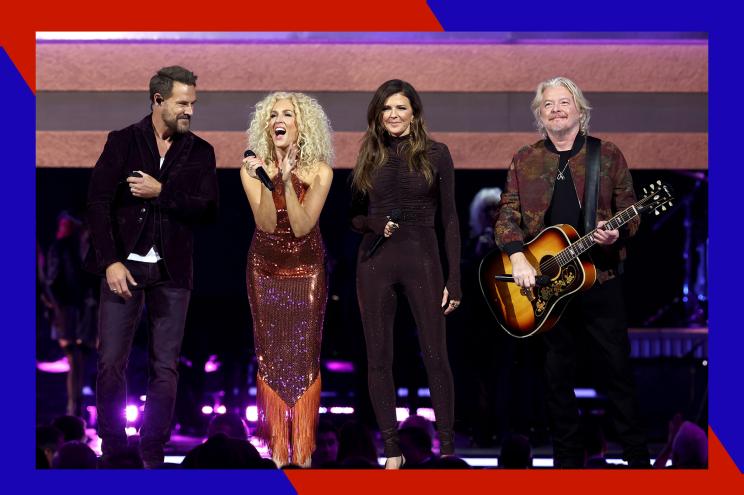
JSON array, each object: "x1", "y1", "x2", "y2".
[{"x1": 555, "y1": 204, "x2": 639, "y2": 266}]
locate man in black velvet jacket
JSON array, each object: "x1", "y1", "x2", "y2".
[{"x1": 85, "y1": 66, "x2": 218, "y2": 467}]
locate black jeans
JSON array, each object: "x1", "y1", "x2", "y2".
[
  {"x1": 542, "y1": 276, "x2": 649, "y2": 468},
  {"x1": 96, "y1": 260, "x2": 190, "y2": 465}
]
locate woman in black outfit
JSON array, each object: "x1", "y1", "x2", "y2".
[{"x1": 351, "y1": 79, "x2": 461, "y2": 469}]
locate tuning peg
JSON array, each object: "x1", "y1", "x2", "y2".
[
  {"x1": 657, "y1": 179, "x2": 662, "y2": 185},
  {"x1": 662, "y1": 206, "x2": 667, "y2": 211},
  {"x1": 668, "y1": 201, "x2": 673, "y2": 207},
  {"x1": 654, "y1": 210, "x2": 660, "y2": 216}
]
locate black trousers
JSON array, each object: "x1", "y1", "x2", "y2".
[
  {"x1": 96, "y1": 260, "x2": 190, "y2": 465},
  {"x1": 357, "y1": 227, "x2": 455, "y2": 457},
  {"x1": 542, "y1": 276, "x2": 649, "y2": 468}
]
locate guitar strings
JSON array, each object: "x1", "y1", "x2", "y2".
[{"x1": 533, "y1": 188, "x2": 667, "y2": 276}]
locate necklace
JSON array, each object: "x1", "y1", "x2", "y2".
[{"x1": 556, "y1": 160, "x2": 570, "y2": 181}]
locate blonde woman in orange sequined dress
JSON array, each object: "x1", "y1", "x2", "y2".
[{"x1": 241, "y1": 92, "x2": 334, "y2": 467}]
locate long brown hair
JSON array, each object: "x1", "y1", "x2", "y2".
[{"x1": 351, "y1": 79, "x2": 433, "y2": 194}]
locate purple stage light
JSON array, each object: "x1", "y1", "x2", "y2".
[
  {"x1": 86, "y1": 406, "x2": 97, "y2": 426},
  {"x1": 201, "y1": 405, "x2": 214, "y2": 415},
  {"x1": 125, "y1": 405, "x2": 139, "y2": 422},
  {"x1": 397, "y1": 387, "x2": 408, "y2": 397},
  {"x1": 395, "y1": 407, "x2": 410, "y2": 422},
  {"x1": 329, "y1": 406, "x2": 354, "y2": 415},
  {"x1": 216, "y1": 405, "x2": 227, "y2": 415},
  {"x1": 36, "y1": 32, "x2": 706, "y2": 46},
  {"x1": 574, "y1": 388, "x2": 598, "y2": 399},
  {"x1": 415, "y1": 408, "x2": 436, "y2": 422},
  {"x1": 88, "y1": 431, "x2": 102, "y2": 456},
  {"x1": 417, "y1": 388, "x2": 430, "y2": 397},
  {"x1": 204, "y1": 355, "x2": 221, "y2": 373},
  {"x1": 324, "y1": 360, "x2": 354, "y2": 373},
  {"x1": 248, "y1": 437, "x2": 270, "y2": 456},
  {"x1": 36, "y1": 357, "x2": 70, "y2": 373},
  {"x1": 245, "y1": 406, "x2": 258, "y2": 422}
]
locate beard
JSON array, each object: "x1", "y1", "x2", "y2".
[
  {"x1": 174, "y1": 116, "x2": 191, "y2": 134},
  {"x1": 162, "y1": 110, "x2": 191, "y2": 134}
]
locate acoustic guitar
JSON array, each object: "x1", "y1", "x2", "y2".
[{"x1": 479, "y1": 180, "x2": 673, "y2": 338}]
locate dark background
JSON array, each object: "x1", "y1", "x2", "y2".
[{"x1": 36, "y1": 167, "x2": 708, "y2": 445}]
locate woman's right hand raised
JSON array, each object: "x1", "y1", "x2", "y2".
[{"x1": 242, "y1": 155, "x2": 266, "y2": 180}]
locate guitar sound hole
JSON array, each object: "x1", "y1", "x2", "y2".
[{"x1": 539, "y1": 256, "x2": 560, "y2": 279}]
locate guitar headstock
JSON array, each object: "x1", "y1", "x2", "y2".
[{"x1": 638, "y1": 180, "x2": 674, "y2": 216}]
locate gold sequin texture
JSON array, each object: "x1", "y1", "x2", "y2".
[{"x1": 247, "y1": 175, "x2": 326, "y2": 408}]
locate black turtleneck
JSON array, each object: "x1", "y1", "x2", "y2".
[
  {"x1": 545, "y1": 133, "x2": 585, "y2": 234},
  {"x1": 350, "y1": 133, "x2": 461, "y2": 298}
]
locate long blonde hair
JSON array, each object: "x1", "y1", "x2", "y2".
[{"x1": 246, "y1": 92, "x2": 334, "y2": 175}]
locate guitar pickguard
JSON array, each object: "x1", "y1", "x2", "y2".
[{"x1": 533, "y1": 264, "x2": 579, "y2": 317}]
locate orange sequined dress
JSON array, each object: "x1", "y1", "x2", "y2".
[{"x1": 246, "y1": 173, "x2": 326, "y2": 465}]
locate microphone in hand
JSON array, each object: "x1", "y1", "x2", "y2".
[
  {"x1": 367, "y1": 209, "x2": 402, "y2": 258},
  {"x1": 244, "y1": 149, "x2": 274, "y2": 191}
]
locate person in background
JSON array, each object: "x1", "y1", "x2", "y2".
[
  {"x1": 311, "y1": 419, "x2": 340, "y2": 468},
  {"x1": 44, "y1": 212, "x2": 98, "y2": 417}
]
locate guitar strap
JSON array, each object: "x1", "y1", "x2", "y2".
[{"x1": 583, "y1": 136, "x2": 601, "y2": 235}]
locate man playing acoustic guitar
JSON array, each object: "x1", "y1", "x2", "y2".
[{"x1": 494, "y1": 76, "x2": 650, "y2": 468}]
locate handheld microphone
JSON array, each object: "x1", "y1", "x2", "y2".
[
  {"x1": 367, "y1": 209, "x2": 402, "y2": 258},
  {"x1": 244, "y1": 149, "x2": 274, "y2": 191},
  {"x1": 494, "y1": 274, "x2": 551, "y2": 286}
]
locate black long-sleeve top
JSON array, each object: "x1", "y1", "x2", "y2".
[{"x1": 351, "y1": 135, "x2": 462, "y2": 299}]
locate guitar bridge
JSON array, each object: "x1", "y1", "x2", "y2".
[{"x1": 520, "y1": 287, "x2": 536, "y2": 302}]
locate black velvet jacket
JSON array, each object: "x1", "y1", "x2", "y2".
[{"x1": 84, "y1": 115, "x2": 218, "y2": 289}]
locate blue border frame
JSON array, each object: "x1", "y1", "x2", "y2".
[{"x1": 9, "y1": 2, "x2": 741, "y2": 491}]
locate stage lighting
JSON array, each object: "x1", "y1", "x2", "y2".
[
  {"x1": 415, "y1": 407, "x2": 436, "y2": 422},
  {"x1": 246, "y1": 406, "x2": 258, "y2": 422},
  {"x1": 125, "y1": 405, "x2": 139, "y2": 422}
]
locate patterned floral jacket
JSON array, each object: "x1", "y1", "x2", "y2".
[{"x1": 494, "y1": 136, "x2": 639, "y2": 282}]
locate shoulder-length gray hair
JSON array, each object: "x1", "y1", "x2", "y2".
[
  {"x1": 530, "y1": 76, "x2": 592, "y2": 137},
  {"x1": 468, "y1": 187, "x2": 502, "y2": 237}
]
